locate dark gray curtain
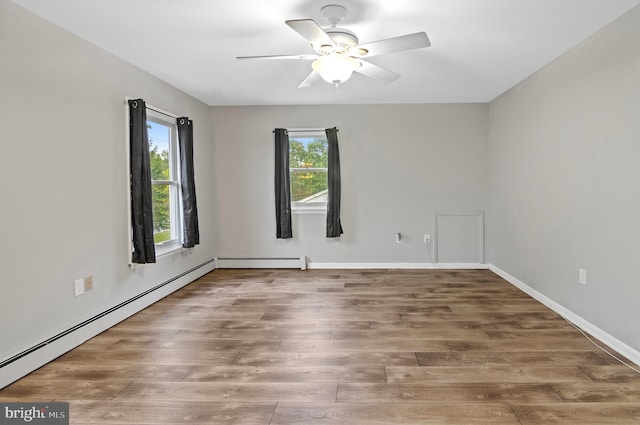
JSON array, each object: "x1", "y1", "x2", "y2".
[
  {"x1": 326, "y1": 127, "x2": 343, "y2": 238},
  {"x1": 274, "y1": 128, "x2": 292, "y2": 238},
  {"x1": 129, "y1": 99, "x2": 156, "y2": 263},
  {"x1": 177, "y1": 117, "x2": 200, "y2": 248}
]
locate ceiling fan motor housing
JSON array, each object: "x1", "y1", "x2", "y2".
[
  {"x1": 317, "y1": 27, "x2": 359, "y2": 55},
  {"x1": 315, "y1": 4, "x2": 364, "y2": 56}
]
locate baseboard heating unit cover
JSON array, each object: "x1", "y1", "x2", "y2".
[{"x1": 215, "y1": 257, "x2": 306, "y2": 270}]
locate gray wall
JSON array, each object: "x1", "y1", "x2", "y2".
[
  {"x1": 210, "y1": 104, "x2": 489, "y2": 264},
  {"x1": 5, "y1": 0, "x2": 639, "y2": 367},
  {"x1": 0, "y1": 2, "x2": 215, "y2": 362},
  {"x1": 488, "y1": 6, "x2": 640, "y2": 350}
]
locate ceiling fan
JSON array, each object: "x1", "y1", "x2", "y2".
[{"x1": 237, "y1": 4, "x2": 431, "y2": 88}]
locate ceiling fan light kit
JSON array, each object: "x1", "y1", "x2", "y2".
[
  {"x1": 312, "y1": 53, "x2": 361, "y2": 85},
  {"x1": 237, "y1": 4, "x2": 430, "y2": 88}
]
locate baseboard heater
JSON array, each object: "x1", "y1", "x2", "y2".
[
  {"x1": 0, "y1": 258, "x2": 215, "y2": 373},
  {"x1": 215, "y1": 257, "x2": 306, "y2": 270}
]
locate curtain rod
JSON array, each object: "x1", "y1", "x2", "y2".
[
  {"x1": 273, "y1": 128, "x2": 338, "y2": 133},
  {"x1": 125, "y1": 97, "x2": 179, "y2": 119},
  {"x1": 147, "y1": 106, "x2": 179, "y2": 119}
]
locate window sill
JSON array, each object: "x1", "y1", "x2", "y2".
[
  {"x1": 129, "y1": 242, "x2": 186, "y2": 269},
  {"x1": 292, "y1": 208, "x2": 326, "y2": 215},
  {"x1": 156, "y1": 242, "x2": 184, "y2": 258}
]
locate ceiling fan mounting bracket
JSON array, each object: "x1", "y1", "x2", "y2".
[{"x1": 321, "y1": 4, "x2": 348, "y2": 27}]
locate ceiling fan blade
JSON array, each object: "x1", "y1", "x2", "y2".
[
  {"x1": 353, "y1": 32, "x2": 430, "y2": 58},
  {"x1": 298, "y1": 70, "x2": 322, "y2": 88},
  {"x1": 237, "y1": 54, "x2": 318, "y2": 60},
  {"x1": 285, "y1": 19, "x2": 335, "y2": 48},
  {"x1": 355, "y1": 60, "x2": 400, "y2": 84}
]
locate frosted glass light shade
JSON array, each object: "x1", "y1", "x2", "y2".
[{"x1": 312, "y1": 53, "x2": 360, "y2": 84}]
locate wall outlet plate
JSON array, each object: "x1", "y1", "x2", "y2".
[
  {"x1": 84, "y1": 276, "x2": 93, "y2": 292},
  {"x1": 579, "y1": 268, "x2": 587, "y2": 285},
  {"x1": 74, "y1": 279, "x2": 85, "y2": 296}
]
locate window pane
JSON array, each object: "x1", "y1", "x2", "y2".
[
  {"x1": 291, "y1": 170, "x2": 328, "y2": 202},
  {"x1": 289, "y1": 137, "x2": 328, "y2": 168},
  {"x1": 147, "y1": 120, "x2": 170, "y2": 180},
  {"x1": 289, "y1": 135, "x2": 328, "y2": 204},
  {"x1": 152, "y1": 184, "x2": 172, "y2": 243},
  {"x1": 145, "y1": 110, "x2": 181, "y2": 248}
]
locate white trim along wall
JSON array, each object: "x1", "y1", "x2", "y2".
[
  {"x1": 0, "y1": 261, "x2": 215, "y2": 390},
  {"x1": 490, "y1": 265, "x2": 640, "y2": 368}
]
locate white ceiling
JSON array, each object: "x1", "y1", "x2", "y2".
[{"x1": 12, "y1": 0, "x2": 640, "y2": 106}]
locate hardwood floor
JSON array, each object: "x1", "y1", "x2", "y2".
[{"x1": 2, "y1": 268, "x2": 640, "y2": 424}]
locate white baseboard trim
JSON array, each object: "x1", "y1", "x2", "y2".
[
  {"x1": 0, "y1": 259, "x2": 216, "y2": 390},
  {"x1": 215, "y1": 257, "x2": 306, "y2": 270},
  {"x1": 307, "y1": 262, "x2": 488, "y2": 270},
  {"x1": 489, "y1": 264, "x2": 640, "y2": 367}
]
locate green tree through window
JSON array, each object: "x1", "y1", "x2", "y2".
[
  {"x1": 147, "y1": 119, "x2": 176, "y2": 244},
  {"x1": 149, "y1": 143, "x2": 170, "y2": 236},
  {"x1": 289, "y1": 134, "x2": 328, "y2": 206}
]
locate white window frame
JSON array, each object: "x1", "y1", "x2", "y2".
[
  {"x1": 289, "y1": 129, "x2": 328, "y2": 213},
  {"x1": 146, "y1": 109, "x2": 183, "y2": 255}
]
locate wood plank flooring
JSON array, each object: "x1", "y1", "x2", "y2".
[{"x1": 2, "y1": 268, "x2": 640, "y2": 424}]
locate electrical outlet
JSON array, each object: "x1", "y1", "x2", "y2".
[
  {"x1": 424, "y1": 234, "x2": 431, "y2": 244},
  {"x1": 579, "y1": 268, "x2": 587, "y2": 285},
  {"x1": 74, "y1": 279, "x2": 85, "y2": 296},
  {"x1": 84, "y1": 275, "x2": 93, "y2": 292}
]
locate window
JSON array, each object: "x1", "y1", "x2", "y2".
[
  {"x1": 146, "y1": 110, "x2": 181, "y2": 249},
  {"x1": 289, "y1": 130, "x2": 328, "y2": 211}
]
